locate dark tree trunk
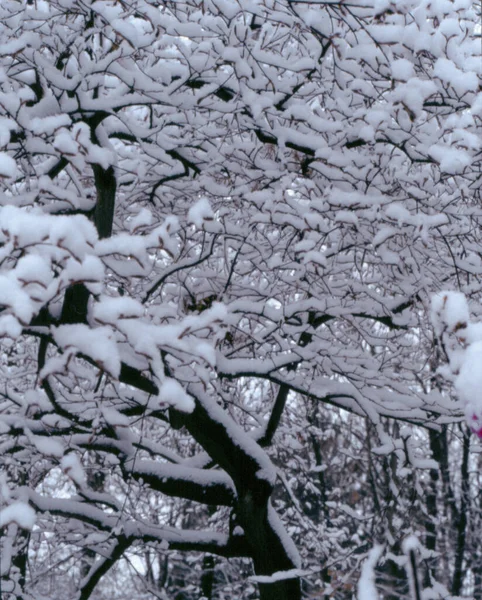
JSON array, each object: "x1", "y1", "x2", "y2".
[
  {"x1": 177, "y1": 394, "x2": 302, "y2": 600},
  {"x1": 201, "y1": 555, "x2": 216, "y2": 599},
  {"x1": 452, "y1": 426, "x2": 470, "y2": 596},
  {"x1": 92, "y1": 164, "x2": 116, "y2": 239},
  {"x1": 425, "y1": 429, "x2": 440, "y2": 585}
]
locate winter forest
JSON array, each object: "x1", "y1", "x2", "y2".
[{"x1": 0, "y1": 0, "x2": 481, "y2": 598}]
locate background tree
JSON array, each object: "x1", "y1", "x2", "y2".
[{"x1": 0, "y1": 0, "x2": 480, "y2": 598}]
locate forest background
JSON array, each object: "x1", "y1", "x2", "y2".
[{"x1": 0, "y1": 0, "x2": 481, "y2": 598}]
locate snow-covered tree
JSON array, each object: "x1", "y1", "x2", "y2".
[{"x1": 0, "y1": 0, "x2": 480, "y2": 598}]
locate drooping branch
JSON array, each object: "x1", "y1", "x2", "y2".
[
  {"x1": 124, "y1": 459, "x2": 236, "y2": 506},
  {"x1": 79, "y1": 536, "x2": 132, "y2": 600},
  {"x1": 24, "y1": 489, "x2": 250, "y2": 558}
]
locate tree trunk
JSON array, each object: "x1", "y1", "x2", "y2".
[
  {"x1": 178, "y1": 393, "x2": 302, "y2": 600},
  {"x1": 452, "y1": 426, "x2": 470, "y2": 596}
]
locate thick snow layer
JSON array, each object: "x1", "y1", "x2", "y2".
[
  {"x1": 61, "y1": 454, "x2": 86, "y2": 487},
  {"x1": 53, "y1": 128, "x2": 78, "y2": 154},
  {"x1": 357, "y1": 545, "x2": 383, "y2": 600},
  {"x1": 0, "y1": 206, "x2": 98, "y2": 259},
  {"x1": 53, "y1": 324, "x2": 121, "y2": 378},
  {"x1": 29, "y1": 114, "x2": 71, "y2": 135},
  {"x1": 187, "y1": 197, "x2": 214, "y2": 228},
  {"x1": 0, "y1": 315, "x2": 22, "y2": 338},
  {"x1": 128, "y1": 207, "x2": 152, "y2": 232},
  {"x1": 0, "y1": 275, "x2": 35, "y2": 323},
  {"x1": 403, "y1": 536, "x2": 421, "y2": 599},
  {"x1": 127, "y1": 456, "x2": 235, "y2": 493},
  {"x1": 402, "y1": 535, "x2": 420, "y2": 554},
  {"x1": 430, "y1": 291, "x2": 469, "y2": 336},
  {"x1": 93, "y1": 296, "x2": 144, "y2": 323},
  {"x1": 101, "y1": 406, "x2": 131, "y2": 427},
  {"x1": 0, "y1": 152, "x2": 16, "y2": 177},
  {"x1": 434, "y1": 58, "x2": 479, "y2": 95},
  {"x1": 455, "y1": 342, "x2": 482, "y2": 437},
  {"x1": 391, "y1": 78, "x2": 437, "y2": 117},
  {"x1": 14, "y1": 254, "x2": 52, "y2": 288},
  {"x1": 391, "y1": 59, "x2": 415, "y2": 81},
  {"x1": 31, "y1": 435, "x2": 64, "y2": 458},
  {"x1": 62, "y1": 255, "x2": 104, "y2": 289},
  {"x1": 157, "y1": 378, "x2": 195, "y2": 413},
  {"x1": 429, "y1": 144, "x2": 472, "y2": 174},
  {"x1": 192, "y1": 383, "x2": 277, "y2": 485},
  {"x1": 24, "y1": 388, "x2": 51, "y2": 412},
  {"x1": 0, "y1": 502, "x2": 36, "y2": 530},
  {"x1": 431, "y1": 291, "x2": 482, "y2": 436},
  {"x1": 465, "y1": 322, "x2": 482, "y2": 344}
]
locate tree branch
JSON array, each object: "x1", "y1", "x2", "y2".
[
  {"x1": 79, "y1": 536, "x2": 132, "y2": 600},
  {"x1": 125, "y1": 459, "x2": 236, "y2": 506}
]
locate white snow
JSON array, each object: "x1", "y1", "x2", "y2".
[
  {"x1": 0, "y1": 315, "x2": 22, "y2": 338},
  {"x1": 385, "y1": 203, "x2": 412, "y2": 227},
  {"x1": 250, "y1": 568, "x2": 313, "y2": 584},
  {"x1": 127, "y1": 456, "x2": 235, "y2": 493},
  {"x1": 391, "y1": 59, "x2": 415, "y2": 81},
  {"x1": 403, "y1": 536, "x2": 421, "y2": 600},
  {"x1": 29, "y1": 114, "x2": 72, "y2": 136},
  {"x1": 465, "y1": 322, "x2": 482, "y2": 344},
  {"x1": 62, "y1": 255, "x2": 104, "y2": 293},
  {"x1": 429, "y1": 144, "x2": 472, "y2": 174},
  {"x1": 93, "y1": 296, "x2": 144, "y2": 323},
  {"x1": 24, "y1": 388, "x2": 51, "y2": 411},
  {"x1": 157, "y1": 378, "x2": 195, "y2": 413},
  {"x1": 0, "y1": 275, "x2": 35, "y2": 324},
  {"x1": 431, "y1": 291, "x2": 482, "y2": 436},
  {"x1": 357, "y1": 545, "x2": 383, "y2": 600},
  {"x1": 0, "y1": 153, "x2": 16, "y2": 177},
  {"x1": 128, "y1": 207, "x2": 152, "y2": 232},
  {"x1": 14, "y1": 254, "x2": 52, "y2": 289},
  {"x1": 430, "y1": 291, "x2": 469, "y2": 336},
  {"x1": 433, "y1": 58, "x2": 479, "y2": 95},
  {"x1": 53, "y1": 324, "x2": 121, "y2": 378},
  {"x1": 303, "y1": 250, "x2": 327, "y2": 267},
  {"x1": 373, "y1": 227, "x2": 397, "y2": 247},
  {"x1": 334, "y1": 210, "x2": 359, "y2": 226},
  {"x1": 101, "y1": 406, "x2": 131, "y2": 428},
  {"x1": 390, "y1": 78, "x2": 438, "y2": 117},
  {"x1": 49, "y1": 215, "x2": 99, "y2": 259},
  {"x1": 0, "y1": 207, "x2": 98, "y2": 262},
  {"x1": 53, "y1": 128, "x2": 78, "y2": 155},
  {"x1": 61, "y1": 454, "x2": 86, "y2": 487},
  {"x1": 267, "y1": 502, "x2": 302, "y2": 568},
  {"x1": 187, "y1": 198, "x2": 215, "y2": 228},
  {"x1": 402, "y1": 535, "x2": 420, "y2": 554},
  {"x1": 0, "y1": 502, "x2": 36, "y2": 530},
  {"x1": 455, "y1": 342, "x2": 482, "y2": 437},
  {"x1": 96, "y1": 233, "x2": 148, "y2": 266},
  {"x1": 31, "y1": 435, "x2": 64, "y2": 458}
]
